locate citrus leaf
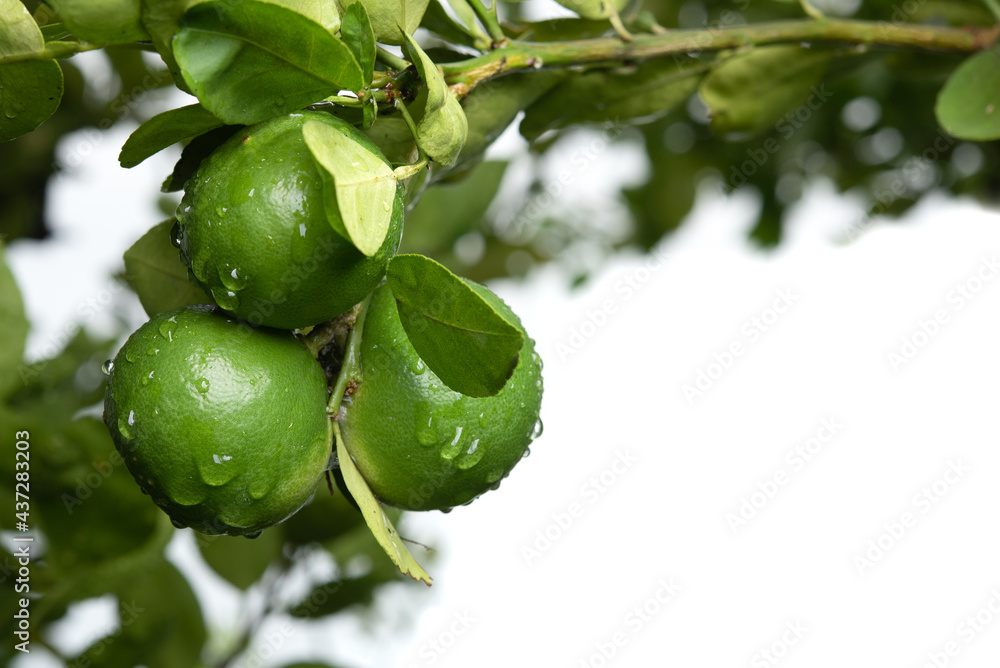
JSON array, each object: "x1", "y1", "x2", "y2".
[
  {"x1": 341, "y1": 2, "x2": 375, "y2": 86},
  {"x1": 699, "y1": 45, "x2": 832, "y2": 135},
  {"x1": 289, "y1": 571, "x2": 394, "y2": 617},
  {"x1": 553, "y1": 0, "x2": 627, "y2": 20},
  {"x1": 119, "y1": 103, "x2": 224, "y2": 168},
  {"x1": 161, "y1": 124, "x2": 242, "y2": 192},
  {"x1": 402, "y1": 31, "x2": 468, "y2": 165},
  {"x1": 196, "y1": 530, "x2": 283, "y2": 589},
  {"x1": 268, "y1": 0, "x2": 342, "y2": 33},
  {"x1": 340, "y1": 0, "x2": 430, "y2": 45},
  {"x1": 45, "y1": 0, "x2": 148, "y2": 44},
  {"x1": 520, "y1": 61, "x2": 700, "y2": 141},
  {"x1": 123, "y1": 220, "x2": 213, "y2": 316},
  {"x1": 172, "y1": 0, "x2": 363, "y2": 125},
  {"x1": 302, "y1": 118, "x2": 397, "y2": 257},
  {"x1": 443, "y1": 0, "x2": 487, "y2": 41},
  {"x1": 386, "y1": 253, "x2": 523, "y2": 397},
  {"x1": 936, "y1": 49, "x2": 1000, "y2": 141},
  {"x1": 334, "y1": 422, "x2": 432, "y2": 586},
  {"x1": 0, "y1": 0, "x2": 64, "y2": 142},
  {"x1": 0, "y1": 241, "x2": 27, "y2": 400},
  {"x1": 70, "y1": 559, "x2": 205, "y2": 668}
]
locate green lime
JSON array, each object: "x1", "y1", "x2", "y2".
[
  {"x1": 174, "y1": 111, "x2": 403, "y2": 330},
  {"x1": 103, "y1": 305, "x2": 331, "y2": 536},
  {"x1": 340, "y1": 284, "x2": 544, "y2": 511}
]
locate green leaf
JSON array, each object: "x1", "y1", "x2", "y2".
[
  {"x1": 172, "y1": 0, "x2": 363, "y2": 125},
  {"x1": 45, "y1": 0, "x2": 149, "y2": 44},
  {"x1": 340, "y1": 0, "x2": 430, "y2": 45},
  {"x1": 289, "y1": 571, "x2": 394, "y2": 617},
  {"x1": 302, "y1": 119, "x2": 398, "y2": 256},
  {"x1": 402, "y1": 32, "x2": 468, "y2": 166},
  {"x1": 196, "y1": 530, "x2": 283, "y2": 589},
  {"x1": 119, "y1": 103, "x2": 224, "y2": 168},
  {"x1": 333, "y1": 422, "x2": 432, "y2": 585},
  {"x1": 342, "y1": 2, "x2": 375, "y2": 86},
  {"x1": 699, "y1": 46, "x2": 832, "y2": 135},
  {"x1": 402, "y1": 160, "x2": 507, "y2": 255},
  {"x1": 443, "y1": 0, "x2": 488, "y2": 42},
  {"x1": 936, "y1": 49, "x2": 1000, "y2": 141},
  {"x1": 0, "y1": 0, "x2": 65, "y2": 142},
  {"x1": 461, "y1": 71, "x2": 565, "y2": 163},
  {"x1": 520, "y1": 61, "x2": 701, "y2": 140},
  {"x1": 123, "y1": 220, "x2": 213, "y2": 316},
  {"x1": 553, "y1": 0, "x2": 627, "y2": 20},
  {"x1": 266, "y1": 0, "x2": 342, "y2": 33},
  {"x1": 363, "y1": 115, "x2": 417, "y2": 164},
  {"x1": 70, "y1": 559, "x2": 206, "y2": 668},
  {"x1": 386, "y1": 253, "x2": 523, "y2": 397},
  {"x1": 0, "y1": 242, "x2": 27, "y2": 400}
]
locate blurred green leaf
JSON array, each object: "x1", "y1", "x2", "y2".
[
  {"x1": 303, "y1": 118, "x2": 398, "y2": 256},
  {"x1": 197, "y1": 530, "x2": 283, "y2": 589},
  {"x1": 403, "y1": 159, "x2": 507, "y2": 256},
  {"x1": 119, "y1": 103, "x2": 224, "y2": 168},
  {"x1": 936, "y1": 49, "x2": 1000, "y2": 141},
  {"x1": 0, "y1": 0, "x2": 65, "y2": 143},
  {"x1": 700, "y1": 45, "x2": 832, "y2": 135},
  {"x1": 521, "y1": 60, "x2": 703, "y2": 140},
  {"x1": 554, "y1": 0, "x2": 626, "y2": 20},
  {"x1": 123, "y1": 220, "x2": 212, "y2": 317},
  {"x1": 289, "y1": 570, "x2": 394, "y2": 617},
  {"x1": 342, "y1": 2, "x2": 376, "y2": 86},
  {"x1": 0, "y1": 242, "x2": 27, "y2": 399},
  {"x1": 387, "y1": 253, "x2": 523, "y2": 397},
  {"x1": 403, "y1": 32, "x2": 468, "y2": 166},
  {"x1": 46, "y1": 0, "x2": 148, "y2": 44},
  {"x1": 71, "y1": 558, "x2": 206, "y2": 668},
  {"x1": 340, "y1": 0, "x2": 430, "y2": 45},
  {"x1": 461, "y1": 71, "x2": 565, "y2": 164},
  {"x1": 281, "y1": 483, "x2": 365, "y2": 547},
  {"x1": 173, "y1": 0, "x2": 363, "y2": 125}
]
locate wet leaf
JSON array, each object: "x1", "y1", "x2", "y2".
[{"x1": 0, "y1": 0, "x2": 64, "y2": 142}]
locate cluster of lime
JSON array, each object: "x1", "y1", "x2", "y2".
[{"x1": 104, "y1": 111, "x2": 543, "y2": 535}]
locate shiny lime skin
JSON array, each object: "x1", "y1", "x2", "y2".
[
  {"x1": 175, "y1": 111, "x2": 403, "y2": 330},
  {"x1": 103, "y1": 305, "x2": 331, "y2": 536},
  {"x1": 340, "y1": 284, "x2": 544, "y2": 511}
]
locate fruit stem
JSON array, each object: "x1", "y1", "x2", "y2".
[{"x1": 327, "y1": 293, "x2": 373, "y2": 416}]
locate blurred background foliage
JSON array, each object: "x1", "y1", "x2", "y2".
[{"x1": 1, "y1": 0, "x2": 998, "y2": 665}]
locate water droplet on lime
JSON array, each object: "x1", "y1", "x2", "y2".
[
  {"x1": 102, "y1": 359, "x2": 114, "y2": 375},
  {"x1": 485, "y1": 468, "x2": 503, "y2": 484},
  {"x1": 249, "y1": 477, "x2": 271, "y2": 500},
  {"x1": 157, "y1": 317, "x2": 177, "y2": 342},
  {"x1": 117, "y1": 415, "x2": 133, "y2": 440},
  {"x1": 195, "y1": 377, "x2": 210, "y2": 393},
  {"x1": 124, "y1": 347, "x2": 138, "y2": 363},
  {"x1": 197, "y1": 453, "x2": 239, "y2": 486},
  {"x1": 531, "y1": 419, "x2": 544, "y2": 440},
  {"x1": 220, "y1": 266, "x2": 246, "y2": 291},
  {"x1": 456, "y1": 439, "x2": 484, "y2": 470},
  {"x1": 440, "y1": 426, "x2": 464, "y2": 460}
]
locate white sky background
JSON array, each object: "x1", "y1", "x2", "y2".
[{"x1": 8, "y1": 56, "x2": 1000, "y2": 668}]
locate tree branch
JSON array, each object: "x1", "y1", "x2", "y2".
[{"x1": 441, "y1": 18, "x2": 1000, "y2": 91}]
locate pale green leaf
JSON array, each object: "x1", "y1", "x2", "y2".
[
  {"x1": 936, "y1": 49, "x2": 1000, "y2": 141},
  {"x1": 334, "y1": 422, "x2": 432, "y2": 585},
  {"x1": 303, "y1": 119, "x2": 398, "y2": 257},
  {"x1": 402, "y1": 31, "x2": 468, "y2": 165}
]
